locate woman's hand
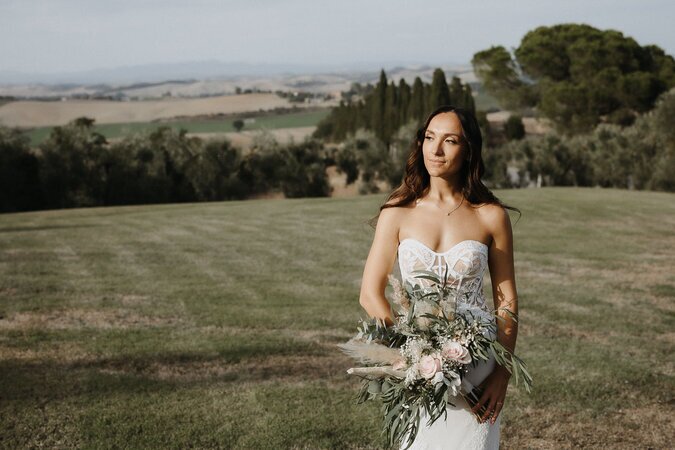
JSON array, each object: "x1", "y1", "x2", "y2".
[{"x1": 470, "y1": 365, "x2": 511, "y2": 424}]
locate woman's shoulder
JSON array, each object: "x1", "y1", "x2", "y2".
[
  {"x1": 378, "y1": 202, "x2": 408, "y2": 221},
  {"x1": 473, "y1": 201, "x2": 506, "y2": 215},
  {"x1": 382, "y1": 196, "x2": 415, "y2": 211},
  {"x1": 376, "y1": 198, "x2": 413, "y2": 228},
  {"x1": 473, "y1": 202, "x2": 510, "y2": 230}
]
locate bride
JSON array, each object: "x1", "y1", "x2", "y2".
[{"x1": 358, "y1": 105, "x2": 521, "y2": 449}]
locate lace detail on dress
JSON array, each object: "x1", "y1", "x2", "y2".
[
  {"x1": 397, "y1": 239, "x2": 493, "y2": 322},
  {"x1": 397, "y1": 238, "x2": 500, "y2": 450}
]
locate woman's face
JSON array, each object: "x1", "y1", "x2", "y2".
[{"x1": 422, "y1": 112, "x2": 467, "y2": 177}]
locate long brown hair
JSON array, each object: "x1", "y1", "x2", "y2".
[{"x1": 368, "y1": 105, "x2": 521, "y2": 228}]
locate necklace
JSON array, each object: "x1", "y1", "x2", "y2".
[{"x1": 415, "y1": 195, "x2": 465, "y2": 216}]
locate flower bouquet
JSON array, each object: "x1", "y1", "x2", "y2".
[{"x1": 338, "y1": 267, "x2": 532, "y2": 449}]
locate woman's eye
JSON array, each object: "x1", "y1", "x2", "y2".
[
  {"x1": 424, "y1": 136, "x2": 432, "y2": 140},
  {"x1": 446, "y1": 140, "x2": 457, "y2": 144}
]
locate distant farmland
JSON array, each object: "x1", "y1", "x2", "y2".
[
  {"x1": 0, "y1": 92, "x2": 338, "y2": 128},
  {"x1": 23, "y1": 109, "x2": 331, "y2": 145}
]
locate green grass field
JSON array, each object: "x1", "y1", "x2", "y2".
[
  {"x1": 23, "y1": 109, "x2": 330, "y2": 145},
  {"x1": 0, "y1": 187, "x2": 673, "y2": 449}
]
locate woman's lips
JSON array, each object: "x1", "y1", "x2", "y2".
[{"x1": 429, "y1": 160, "x2": 445, "y2": 165}]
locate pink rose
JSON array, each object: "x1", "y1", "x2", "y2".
[
  {"x1": 441, "y1": 342, "x2": 472, "y2": 364},
  {"x1": 418, "y1": 354, "x2": 442, "y2": 379}
]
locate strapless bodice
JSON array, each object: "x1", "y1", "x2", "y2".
[{"x1": 397, "y1": 238, "x2": 493, "y2": 321}]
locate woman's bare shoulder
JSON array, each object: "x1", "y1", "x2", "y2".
[
  {"x1": 474, "y1": 203, "x2": 510, "y2": 233},
  {"x1": 375, "y1": 200, "x2": 413, "y2": 233},
  {"x1": 377, "y1": 203, "x2": 406, "y2": 223}
]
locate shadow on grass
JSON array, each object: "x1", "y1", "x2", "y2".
[
  {"x1": 0, "y1": 350, "x2": 354, "y2": 403},
  {"x1": 0, "y1": 224, "x2": 103, "y2": 233}
]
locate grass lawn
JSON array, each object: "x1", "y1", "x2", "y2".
[
  {"x1": 0, "y1": 187, "x2": 673, "y2": 449},
  {"x1": 23, "y1": 109, "x2": 330, "y2": 145}
]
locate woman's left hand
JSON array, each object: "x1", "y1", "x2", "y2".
[{"x1": 470, "y1": 365, "x2": 511, "y2": 424}]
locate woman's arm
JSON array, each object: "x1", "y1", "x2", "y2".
[
  {"x1": 359, "y1": 207, "x2": 400, "y2": 327},
  {"x1": 488, "y1": 205, "x2": 519, "y2": 357},
  {"x1": 471, "y1": 204, "x2": 519, "y2": 423}
]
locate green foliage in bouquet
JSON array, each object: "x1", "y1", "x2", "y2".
[{"x1": 339, "y1": 266, "x2": 532, "y2": 449}]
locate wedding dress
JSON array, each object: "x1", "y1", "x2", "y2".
[{"x1": 397, "y1": 238, "x2": 500, "y2": 450}]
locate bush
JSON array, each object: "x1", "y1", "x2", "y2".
[
  {"x1": 504, "y1": 115, "x2": 525, "y2": 140},
  {"x1": 0, "y1": 128, "x2": 43, "y2": 212},
  {"x1": 500, "y1": 88, "x2": 675, "y2": 191}
]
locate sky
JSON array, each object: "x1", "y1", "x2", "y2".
[{"x1": 1, "y1": 0, "x2": 674, "y2": 75}]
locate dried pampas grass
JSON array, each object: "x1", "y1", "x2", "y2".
[{"x1": 337, "y1": 339, "x2": 401, "y2": 365}]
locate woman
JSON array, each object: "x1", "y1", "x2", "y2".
[{"x1": 358, "y1": 105, "x2": 520, "y2": 449}]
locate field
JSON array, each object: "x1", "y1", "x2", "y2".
[
  {"x1": 0, "y1": 188, "x2": 673, "y2": 449},
  {"x1": 0, "y1": 93, "x2": 335, "y2": 128},
  {"x1": 22, "y1": 109, "x2": 330, "y2": 146}
]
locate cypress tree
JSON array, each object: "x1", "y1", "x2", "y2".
[
  {"x1": 409, "y1": 76, "x2": 426, "y2": 123},
  {"x1": 383, "y1": 81, "x2": 399, "y2": 144},
  {"x1": 370, "y1": 69, "x2": 388, "y2": 142},
  {"x1": 463, "y1": 83, "x2": 476, "y2": 114},
  {"x1": 449, "y1": 76, "x2": 464, "y2": 106},
  {"x1": 398, "y1": 78, "x2": 411, "y2": 124},
  {"x1": 429, "y1": 68, "x2": 451, "y2": 109}
]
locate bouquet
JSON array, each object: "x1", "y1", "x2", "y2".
[{"x1": 338, "y1": 267, "x2": 532, "y2": 449}]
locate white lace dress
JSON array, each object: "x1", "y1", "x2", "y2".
[{"x1": 397, "y1": 238, "x2": 500, "y2": 450}]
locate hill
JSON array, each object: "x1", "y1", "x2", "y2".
[{"x1": 0, "y1": 64, "x2": 475, "y2": 100}]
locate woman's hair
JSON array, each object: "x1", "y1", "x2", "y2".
[{"x1": 368, "y1": 104, "x2": 521, "y2": 228}]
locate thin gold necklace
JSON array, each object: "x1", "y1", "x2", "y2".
[{"x1": 416, "y1": 196, "x2": 465, "y2": 216}]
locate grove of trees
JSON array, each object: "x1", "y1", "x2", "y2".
[
  {"x1": 472, "y1": 24, "x2": 675, "y2": 132},
  {"x1": 314, "y1": 68, "x2": 475, "y2": 145},
  {"x1": 502, "y1": 88, "x2": 675, "y2": 191}
]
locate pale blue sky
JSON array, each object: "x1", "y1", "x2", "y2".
[{"x1": 1, "y1": 0, "x2": 673, "y2": 74}]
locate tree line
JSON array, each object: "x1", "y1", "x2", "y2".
[
  {"x1": 328, "y1": 87, "x2": 674, "y2": 193},
  {"x1": 488, "y1": 89, "x2": 675, "y2": 191},
  {"x1": 313, "y1": 69, "x2": 476, "y2": 145},
  {"x1": 0, "y1": 119, "x2": 332, "y2": 213}
]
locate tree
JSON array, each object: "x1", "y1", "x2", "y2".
[
  {"x1": 369, "y1": 70, "x2": 389, "y2": 143},
  {"x1": 398, "y1": 78, "x2": 411, "y2": 125},
  {"x1": 39, "y1": 116, "x2": 109, "y2": 208},
  {"x1": 472, "y1": 46, "x2": 535, "y2": 110},
  {"x1": 429, "y1": 69, "x2": 451, "y2": 109},
  {"x1": 233, "y1": 119, "x2": 244, "y2": 132},
  {"x1": 0, "y1": 127, "x2": 43, "y2": 212},
  {"x1": 187, "y1": 138, "x2": 247, "y2": 201},
  {"x1": 384, "y1": 81, "x2": 399, "y2": 143},
  {"x1": 408, "y1": 77, "x2": 426, "y2": 123},
  {"x1": 448, "y1": 76, "x2": 476, "y2": 113},
  {"x1": 146, "y1": 127, "x2": 200, "y2": 202},
  {"x1": 472, "y1": 24, "x2": 675, "y2": 133},
  {"x1": 277, "y1": 139, "x2": 332, "y2": 198},
  {"x1": 504, "y1": 115, "x2": 525, "y2": 140}
]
